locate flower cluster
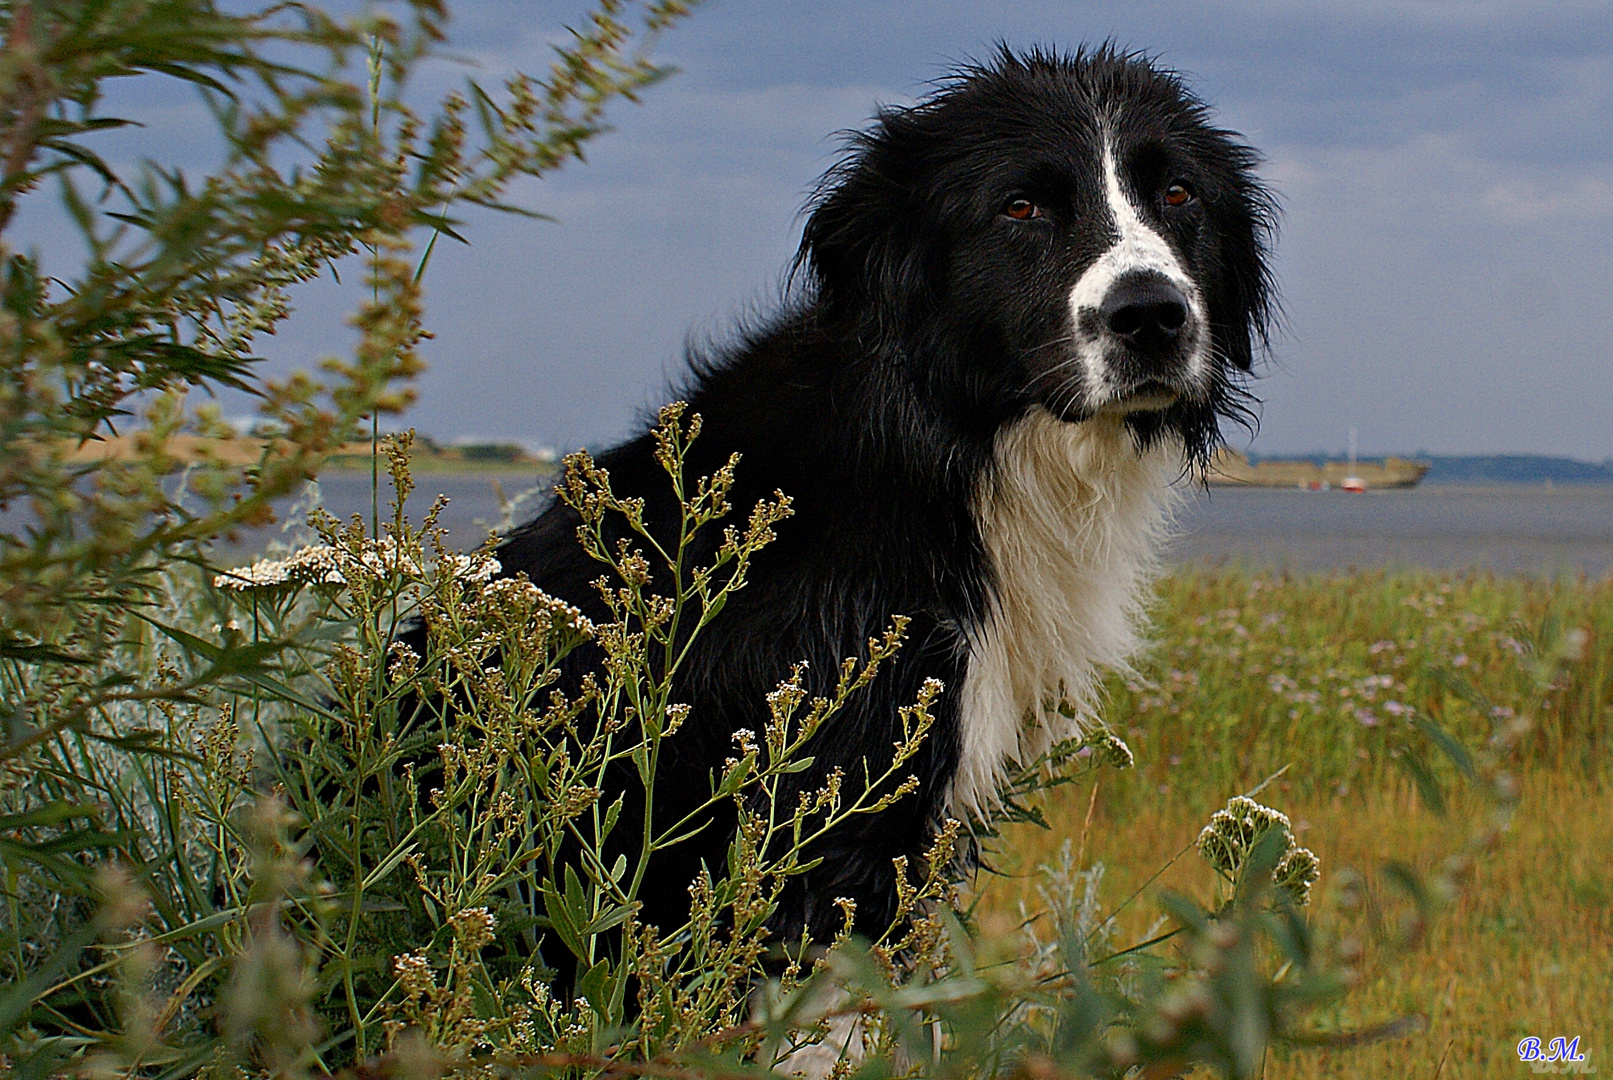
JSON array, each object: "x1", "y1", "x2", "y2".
[
  {"x1": 215, "y1": 542, "x2": 501, "y2": 591},
  {"x1": 475, "y1": 576, "x2": 596, "y2": 642},
  {"x1": 213, "y1": 544, "x2": 344, "y2": 590},
  {"x1": 448, "y1": 906, "x2": 496, "y2": 952},
  {"x1": 1084, "y1": 728, "x2": 1135, "y2": 770},
  {"x1": 1273, "y1": 845, "x2": 1321, "y2": 906},
  {"x1": 447, "y1": 551, "x2": 501, "y2": 583},
  {"x1": 1197, "y1": 795, "x2": 1321, "y2": 905}
]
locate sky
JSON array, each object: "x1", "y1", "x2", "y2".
[{"x1": 24, "y1": 1, "x2": 1613, "y2": 460}]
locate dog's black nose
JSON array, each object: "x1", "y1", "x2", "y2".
[{"x1": 1100, "y1": 275, "x2": 1189, "y2": 351}]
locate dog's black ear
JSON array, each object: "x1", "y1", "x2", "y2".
[
  {"x1": 796, "y1": 119, "x2": 939, "y2": 349},
  {"x1": 1207, "y1": 142, "x2": 1279, "y2": 373}
]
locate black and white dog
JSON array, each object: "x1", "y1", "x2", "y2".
[{"x1": 496, "y1": 46, "x2": 1275, "y2": 950}]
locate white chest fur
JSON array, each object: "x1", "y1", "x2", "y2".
[{"x1": 952, "y1": 410, "x2": 1178, "y2": 816}]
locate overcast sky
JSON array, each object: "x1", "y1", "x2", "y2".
[{"x1": 39, "y1": 1, "x2": 1613, "y2": 459}]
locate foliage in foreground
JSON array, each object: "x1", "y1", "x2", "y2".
[
  {"x1": 0, "y1": 0, "x2": 691, "y2": 1072},
  {"x1": 0, "y1": 0, "x2": 694, "y2": 774},
  {"x1": 0, "y1": 412, "x2": 1546, "y2": 1079}
]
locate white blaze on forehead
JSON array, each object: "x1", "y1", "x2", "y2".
[
  {"x1": 1068, "y1": 142, "x2": 1198, "y2": 312},
  {"x1": 1065, "y1": 138, "x2": 1208, "y2": 396}
]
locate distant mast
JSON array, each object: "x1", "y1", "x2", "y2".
[{"x1": 1342, "y1": 427, "x2": 1366, "y2": 492}]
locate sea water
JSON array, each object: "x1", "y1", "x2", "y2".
[
  {"x1": 10, "y1": 470, "x2": 1602, "y2": 576},
  {"x1": 231, "y1": 474, "x2": 1613, "y2": 577},
  {"x1": 1168, "y1": 483, "x2": 1613, "y2": 576}
]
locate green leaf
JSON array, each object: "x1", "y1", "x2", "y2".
[
  {"x1": 1381, "y1": 859, "x2": 1436, "y2": 926},
  {"x1": 0, "y1": 637, "x2": 89, "y2": 664},
  {"x1": 714, "y1": 755, "x2": 753, "y2": 798},
  {"x1": 0, "y1": 924, "x2": 101, "y2": 1040},
  {"x1": 1240, "y1": 827, "x2": 1290, "y2": 885},
  {"x1": 139, "y1": 907, "x2": 243, "y2": 946},
  {"x1": 1154, "y1": 890, "x2": 1211, "y2": 936},
  {"x1": 134, "y1": 614, "x2": 339, "y2": 719},
  {"x1": 580, "y1": 903, "x2": 631, "y2": 937},
  {"x1": 540, "y1": 881, "x2": 583, "y2": 958},
  {"x1": 36, "y1": 138, "x2": 127, "y2": 192},
  {"x1": 1396, "y1": 751, "x2": 1447, "y2": 817},
  {"x1": 601, "y1": 793, "x2": 624, "y2": 841},
  {"x1": 137, "y1": 59, "x2": 235, "y2": 97},
  {"x1": 407, "y1": 209, "x2": 467, "y2": 244},
  {"x1": 564, "y1": 864, "x2": 588, "y2": 927},
  {"x1": 0, "y1": 801, "x2": 98, "y2": 831},
  {"x1": 1412, "y1": 714, "x2": 1477, "y2": 782},
  {"x1": 576, "y1": 958, "x2": 612, "y2": 1019},
  {"x1": 360, "y1": 840, "x2": 420, "y2": 891},
  {"x1": 652, "y1": 819, "x2": 714, "y2": 849}
]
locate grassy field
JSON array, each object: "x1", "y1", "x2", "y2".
[{"x1": 974, "y1": 568, "x2": 1612, "y2": 1078}]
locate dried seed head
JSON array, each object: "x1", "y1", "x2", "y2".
[
  {"x1": 393, "y1": 952, "x2": 435, "y2": 999},
  {"x1": 1196, "y1": 794, "x2": 1321, "y2": 904},
  {"x1": 1089, "y1": 729, "x2": 1134, "y2": 770},
  {"x1": 1275, "y1": 846, "x2": 1321, "y2": 906},
  {"x1": 449, "y1": 906, "x2": 497, "y2": 952}
]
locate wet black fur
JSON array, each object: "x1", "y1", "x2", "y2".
[{"x1": 491, "y1": 46, "x2": 1276, "y2": 958}]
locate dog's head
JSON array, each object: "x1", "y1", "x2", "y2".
[{"x1": 799, "y1": 46, "x2": 1277, "y2": 466}]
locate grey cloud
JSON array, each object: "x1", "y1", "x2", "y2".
[
  {"x1": 385, "y1": 0, "x2": 1612, "y2": 458},
  {"x1": 15, "y1": 0, "x2": 1612, "y2": 460}
]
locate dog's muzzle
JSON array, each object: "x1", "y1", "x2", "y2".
[
  {"x1": 1100, "y1": 272, "x2": 1190, "y2": 359},
  {"x1": 1092, "y1": 270, "x2": 1205, "y2": 412}
]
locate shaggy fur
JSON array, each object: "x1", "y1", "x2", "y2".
[{"x1": 492, "y1": 46, "x2": 1276, "y2": 951}]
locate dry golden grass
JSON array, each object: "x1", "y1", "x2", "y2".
[
  {"x1": 975, "y1": 766, "x2": 1612, "y2": 1078},
  {"x1": 971, "y1": 568, "x2": 1611, "y2": 1076}
]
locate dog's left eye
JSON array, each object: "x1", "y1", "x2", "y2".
[
  {"x1": 1163, "y1": 182, "x2": 1194, "y2": 207},
  {"x1": 1004, "y1": 198, "x2": 1044, "y2": 221}
]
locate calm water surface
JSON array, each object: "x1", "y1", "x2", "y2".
[
  {"x1": 1167, "y1": 484, "x2": 1613, "y2": 576},
  {"x1": 227, "y1": 475, "x2": 1613, "y2": 577}
]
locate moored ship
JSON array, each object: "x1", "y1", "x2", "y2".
[{"x1": 1208, "y1": 449, "x2": 1430, "y2": 489}]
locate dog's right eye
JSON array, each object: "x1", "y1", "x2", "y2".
[{"x1": 1003, "y1": 198, "x2": 1044, "y2": 221}]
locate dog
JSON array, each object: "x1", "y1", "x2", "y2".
[{"x1": 493, "y1": 45, "x2": 1275, "y2": 958}]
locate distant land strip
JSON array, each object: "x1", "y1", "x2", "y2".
[
  {"x1": 57, "y1": 435, "x2": 558, "y2": 474},
  {"x1": 55, "y1": 437, "x2": 1613, "y2": 484}
]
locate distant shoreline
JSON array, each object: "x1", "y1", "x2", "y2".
[
  {"x1": 57, "y1": 434, "x2": 562, "y2": 478},
  {"x1": 53, "y1": 435, "x2": 1613, "y2": 485}
]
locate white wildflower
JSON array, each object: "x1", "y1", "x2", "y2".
[
  {"x1": 449, "y1": 906, "x2": 497, "y2": 951},
  {"x1": 347, "y1": 536, "x2": 421, "y2": 578},
  {"x1": 1087, "y1": 728, "x2": 1134, "y2": 770},
  {"x1": 1196, "y1": 795, "x2": 1294, "y2": 879},
  {"x1": 1274, "y1": 846, "x2": 1321, "y2": 906},
  {"x1": 1197, "y1": 795, "x2": 1319, "y2": 905},
  {"x1": 214, "y1": 556, "x2": 295, "y2": 590},
  {"x1": 214, "y1": 544, "x2": 344, "y2": 590},
  {"x1": 448, "y1": 551, "x2": 501, "y2": 582}
]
